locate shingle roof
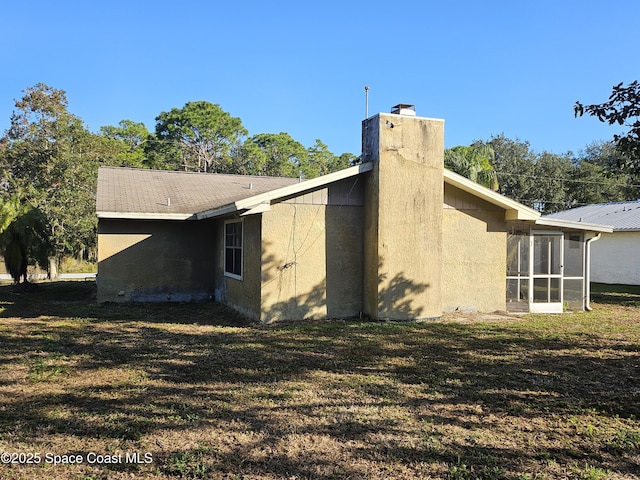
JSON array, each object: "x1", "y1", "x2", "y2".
[
  {"x1": 544, "y1": 200, "x2": 640, "y2": 231},
  {"x1": 96, "y1": 167, "x2": 299, "y2": 219}
]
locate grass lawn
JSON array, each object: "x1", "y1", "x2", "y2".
[{"x1": 0, "y1": 282, "x2": 638, "y2": 479}]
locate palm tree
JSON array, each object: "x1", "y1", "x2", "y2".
[
  {"x1": 444, "y1": 144, "x2": 499, "y2": 190},
  {"x1": 0, "y1": 194, "x2": 50, "y2": 283}
]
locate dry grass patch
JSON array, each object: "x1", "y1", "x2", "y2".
[{"x1": 0, "y1": 281, "x2": 638, "y2": 479}]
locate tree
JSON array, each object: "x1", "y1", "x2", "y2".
[
  {"x1": 99, "y1": 119, "x2": 150, "y2": 168},
  {"x1": 569, "y1": 159, "x2": 625, "y2": 207},
  {"x1": 245, "y1": 133, "x2": 307, "y2": 177},
  {"x1": 474, "y1": 134, "x2": 638, "y2": 212},
  {"x1": 530, "y1": 152, "x2": 572, "y2": 214},
  {"x1": 305, "y1": 139, "x2": 333, "y2": 178},
  {"x1": 0, "y1": 193, "x2": 50, "y2": 283},
  {"x1": 444, "y1": 143, "x2": 498, "y2": 190},
  {"x1": 568, "y1": 141, "x2": 633, "y2": 206},
  {"x1": 142, "y1": 134, "x2": 182, "y2": 170},
  {"x1": 306, "y1": 139, "x2": 351, "y2": 178},
  {"x1": 154, "y1": 101, "x2": 247, "y2": 172},
  {"x1": 483, "y1": 134, "x2": 537, "y2": 206},
  {"x1": 337, "y1": 152, "x2": 359, "y2": 168},
  {"x1": 575, "y1": 81, "x2": 640, "y2": 172},
  {"x1": 2, "y1": 84, "x2": 103, "y2": 275}
]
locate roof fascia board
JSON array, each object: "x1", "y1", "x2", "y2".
[
  {"x1": 97, "y1": 212, "x2": 196, "y2": 221},
  {"x1": 195, "y1": 204, "x2": 238, "y2": 220},
  {"x1": 534, "y1": 217, "x2": 613, "y2": 233},
  {"x1": 240, "y1": 203, "x2": 271, "y2": 216},
  {"x1": 197, "y1": 162, "x2": 373, "y2": 220},
  {"x1": 443, "y1": 169, "x2": 540, "y2": 221}
]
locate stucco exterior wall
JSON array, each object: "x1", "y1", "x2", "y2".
[
  {"x1": 97, "y1": 219, "x2": 216, "y2": 302},
  {"x1": 214, "y1": 215, "x2": 262, "y2": 320},
  {"x1": 260, "y1": 202, "x2": 364, "y2": 322},
  {"x1": 591, "y1": 231, "x2": 640, "y2": 285},
  {"x1": 442, "y1": 184, "x2": 507, "y2": 312},
  {"x1": 362, "y1": 113, "x2": 444, "y2": 320}
]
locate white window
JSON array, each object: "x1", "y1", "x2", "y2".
[{"x1": 224, "y1": 220, "x2": 243, "y2": 280}]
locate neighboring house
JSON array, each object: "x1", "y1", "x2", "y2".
[
  {"x1": 96, "y1": 109, "x2": 611, "y2": 321},
  {"x1": 544, "y1": 201, "x2": 640, "y2": 285}
]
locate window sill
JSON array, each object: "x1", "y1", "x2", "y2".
[{"x1": 224, "y1": 272, "x2": 243, "y2": 281}]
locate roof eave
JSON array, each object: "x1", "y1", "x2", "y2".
[
  {"x1": 97, "y1": 212, "x2": 197, "y2": 221},
  {"x1": 534, "y1": 217, "x2": 613, "y2": 233},
  {"x1": 444, "y1": 169, "x2": 540, "y2": 221},
  {"x1": 196, "y1": 162, "x2": 373, "y2": 220}
]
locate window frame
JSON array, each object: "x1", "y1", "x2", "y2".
[{"x1": 224, "y1": 219, "x2": 243, "y2": 280}]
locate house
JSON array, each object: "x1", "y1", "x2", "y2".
[
  {"x1": 96, "y1": 109, "x2": 612, "y2": 321},
  {"x1": 544, "y1": 201, "x2": 640, "y2": 285}
]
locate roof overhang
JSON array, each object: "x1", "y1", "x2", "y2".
[
  {"x1": 195, "y1": 162, "x2": 373, "y2": 220},
  {"x1": 534, "y1": 217, "x2": 613, "y2": 233},
  {"x1": 443, "y1": 169, "x2": 540, "y2": 221},
  {"x1": 97, "y1": 212, "x2": 196, "y2": 220}
]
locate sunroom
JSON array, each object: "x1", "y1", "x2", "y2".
[{"x1": 506, "y1": 218, "x2": 613, "y2": 313}]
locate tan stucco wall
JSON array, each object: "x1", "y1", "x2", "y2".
[
  {"x1": 442, "y1": 184, "x2": 507, "y2": 313},
  {"x1": 97, "y1": 219, "x2": 216, "y2": 302},
  {"x1": 214, "y1": 215, "x2": 262, "y2": 320},
  {"x1": 363, "y1": 113, "x2": 444, "y2": 320},
  {"x1": 260, "y1": 202, "x2": 363, "y2": 322}
]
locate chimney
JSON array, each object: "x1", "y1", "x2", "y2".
[
  {"x1": 361, "y1": 108, "x2": 444, "y2": 320},
  {"x1": 390, "y1": 104, "x2": 416, "y2": 116}
]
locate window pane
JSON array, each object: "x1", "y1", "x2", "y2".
[
  {"x1": 549, "y1": 278, "x2": 561, "y2": 302},
  {"x1": 534, "y1": 237, "x2": 549, "y2": 275},
  {"x1": 233, "y1": 249, "x2": 242, "y2": 275},
  {"x1": 534, "y1": 235, "x2": 562, "y2": 275},
  {"x1": 225, "y1": 248, "x2": 234, "y2": 273},
  {"x1": 533, "y1": 278, "x2": 548, "y2": 302},
  {"x1": 506, "y1": 278, "x2": 519, "y2": 302},
  {"x1": 224, "y1": 222, "x2": 243, "y2": 277},
  {"x1": 564, "y1": 278, "x2": 583, "y2": 311},
  {"x1": 507, "y1": 234, "x2": 529, "y2": 276},
  {"x1": 507, "y1": 279, "x2": 529, "y2": 302},
  {"x1": 550, "y1": 236, "x2": 562, "y2": 275},
  {"x1": 519, "y1": 236, "x2": 529, "y2": 275},
  {"x1": 507, "y1": 278, "x2": 529, "y2": 312},
  {"x1": 507, "y1": 235, "x2": 519, "y2": 276},
  {"x1": 564, "y1": 234, "x2": 583, "y2": 277}
]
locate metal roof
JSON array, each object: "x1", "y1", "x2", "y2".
[{"x1": 544, "y1": 201, "x2": 640, "y2": 232}]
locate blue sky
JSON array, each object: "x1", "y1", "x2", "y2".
[{"x1": 1, "y1": 0, "x2": 638, "y2": 158}]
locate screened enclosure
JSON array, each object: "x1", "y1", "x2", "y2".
[{"x1": 507, "y1": 231, "x2": 585, "y2": 313}]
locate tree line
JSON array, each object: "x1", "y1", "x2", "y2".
[
  {"x1": 445, "y1": 134, "x2": 640, "y2": 215},
  {"x1": 0, "y1": 84, "x2": 355, "y2": 282},
  {"x1": 0, "y1": 81, "x2": 638, "y2": 283}
]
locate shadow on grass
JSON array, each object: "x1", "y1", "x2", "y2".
[
  {"x1": 0, "y1": 282, "x2": 639, "y2": 478},
  {"x1": 591, "y1": 282, "x2": 640, "y2": 307},
  {"x1": 0, "y1": 280, "x2": 251, "y2": 326}
]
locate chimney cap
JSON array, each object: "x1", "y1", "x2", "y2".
[{"x1": 391, "y1": 104, "x2": 416, "y2": 116}]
